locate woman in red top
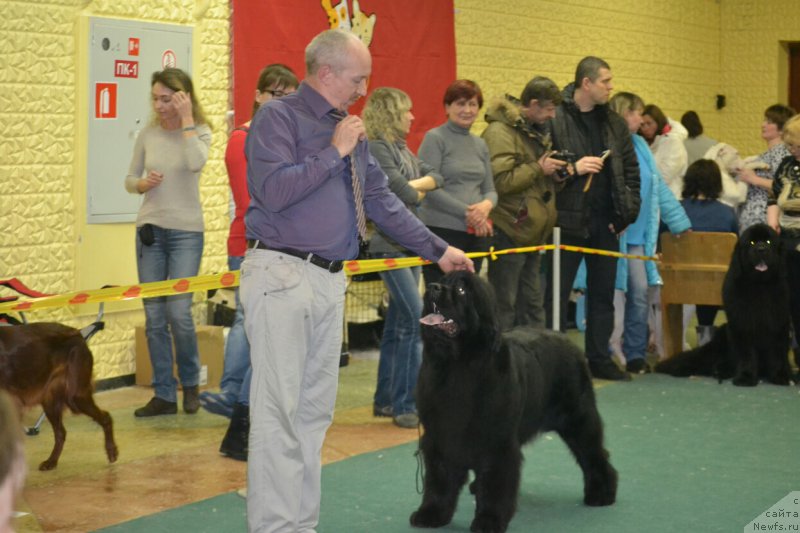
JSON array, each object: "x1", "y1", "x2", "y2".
[{"x1": 200, "y1": 64, "x2": 298, "y2": 461}]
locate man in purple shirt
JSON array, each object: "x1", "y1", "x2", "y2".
[{"x1": 241, "y1": 29, "x2": 473, "y2": 533}]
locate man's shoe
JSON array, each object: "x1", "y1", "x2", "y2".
[
  {"x1": 626, "y1": 359, "x2": 651, "y2": 375},
  {"x1": 373, "y1": 404, "x2": 393, "y2": 418},
  {"x1": 220, "y1": 403, "x2": 249, "y2": 461},
  {"x1": 589, "y1": 359, "x2": 632, "y2": 381},
  {"x1": 199, "y1": 391, "x2": 235, "y2": 419},
  {"x1": 183, "y1": 385, "x2": 200, "y2": 414},
  {"x1": 134, "y1": 397, "x2": 177, "y2": 417},
  {"x1": 393, "y1": 413, "x2": 419, "y2": 429}
]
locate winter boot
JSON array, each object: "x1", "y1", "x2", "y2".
[
  {"x1": 183, "y1": 385, "x2": 200, "y2": 414},
  {"x1": 220, "y1": 403, "x2": 249, "y2": 461}
]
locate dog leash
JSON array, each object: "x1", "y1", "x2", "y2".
[{"x1": 414, "y1": 424, "x2": 425, "y2": 494}]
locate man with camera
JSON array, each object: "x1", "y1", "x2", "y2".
[
  {"x1": 482, "y1": 76, "x2": 567, "y2": 330},
  {"x1": 547, "y1": 56, "x2": 641, "y2": 381}
]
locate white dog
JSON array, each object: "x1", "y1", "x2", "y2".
[{"x1": 703, "y1": 143, "x2": 770, "y2": 208}]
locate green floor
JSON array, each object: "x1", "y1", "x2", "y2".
[{"x1": 96, "y1": 374, "x2": 800, "y2": 533}]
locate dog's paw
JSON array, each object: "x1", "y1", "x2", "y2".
[
  {"x1": 768, "y1": 374, "x2": 792, "y2": 386},
  {"x1": 107, "y1": 443, "x2": 119, "y2": 463},
  {"x1": 470, "y1": 514, "x2": 508, "y2": 533},
  {"x1": 410, "y1": 506, "x2": 452, "y2": 528},
  {"x1": 732, "y1": 374, "x2": 758, "y2": 387},
  {"x1": 584, "y1": 466, "x2": 617, "y2": 506},
  {"x1": 38, "y1": 459, "x2": 58, "y2": 471},
  {"x1": 584, "y1": 489, "x2": 616, "y2": 507}
]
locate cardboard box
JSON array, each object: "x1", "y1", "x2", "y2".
[{"x1": 135, "y1": 325, "x2": 224, "y2": 388}]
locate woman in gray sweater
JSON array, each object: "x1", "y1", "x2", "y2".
[
  {"x1": 125, "y1": 68, "x2": 212, "y2": 418},
  {"x1": 418, "y1": 79, "x2": 497, "y2": 285},
  {"x1": 364, "y1": 88, "x2": 440, "y2": 429}
]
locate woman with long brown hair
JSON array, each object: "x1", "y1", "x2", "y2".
[{"x1": 125, "y1": 68, "x2": 212, "y2": 417}]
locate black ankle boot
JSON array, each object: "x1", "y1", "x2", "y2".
[
  {"x1": 183, "y1": 385, "x2": 200, "y2": 414},
  {"x1": 220, "y1": 403, "x2": 249, "y2": 461},
  {"x1": 134, "y1": 396, "x2": 177, "y2": 417}
]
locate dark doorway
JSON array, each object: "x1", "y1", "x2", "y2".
[{"x1": 790, "y1": 43, "x2": 800, "y2": 113}]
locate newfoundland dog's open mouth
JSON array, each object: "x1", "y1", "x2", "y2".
[
  {"x1": 420, "y1": 303, "x2": 459, "y2": 337},
  {"x1": 747, "y1": 234, "x2": 776, "y2": 274}
]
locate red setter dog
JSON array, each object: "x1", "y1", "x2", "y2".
[{"x1": 0, "y1": 322, "x2": 118, "y2": 470}]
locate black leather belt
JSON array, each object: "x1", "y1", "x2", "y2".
[{"x1": 247, "y1": 240, "x2": 344, "y2": 273}]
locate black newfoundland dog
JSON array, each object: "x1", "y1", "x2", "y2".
[
  {"x1": 411, "y1": 271, "x2": 617, "y2": 533},
  {"x1": 656, "y1": 223, "x2": 793, "y2": 386}
]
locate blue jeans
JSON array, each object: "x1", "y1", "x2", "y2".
[
  {"x1": 137, "y1": 225, "x2": 203, "y2": 402},
  {"x1": 374, "y1": 255, "x2": 422, "y2": 416},
  {"x1": 220, "y1": 255, "x2": 252, "y2": 405},
  {"x1": 621, "y1": 245, "x2": 649, "y2": 362}
]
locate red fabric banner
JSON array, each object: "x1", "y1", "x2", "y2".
[{"x1": 231, "y1": 0, "x2": 456, "y2": 151}]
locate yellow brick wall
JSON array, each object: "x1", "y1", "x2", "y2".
[
  {"x1": 1, "y1": 0, "x2": 798, "y2": 380},
  {"x1": 454, "y1": 0, "x2": 722, "y2": 137},
  {"x1": 720, "y1": 0, "x2": 800, "y2": 155},
  {"x1": 0, "y1": 0, "x2": 230, "y2": 380},
  {"x1": 453, "y1": 0, "x2": 800, "y2": 155}
]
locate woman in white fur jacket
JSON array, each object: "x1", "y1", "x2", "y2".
[{"x1": 640, "y1": 104, "x2": 688, "y2": 200}]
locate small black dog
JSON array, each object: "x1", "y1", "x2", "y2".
[
  {"x1": 656, "y1": 223, "x2": 793, "y2": 385},
  {"x1": 411, "y1": 272, "x2": 617, "y2": 533}
]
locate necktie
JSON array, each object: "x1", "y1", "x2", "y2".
[{"x1": 330, "y1": 110, "x2": 368, "y2": 242}]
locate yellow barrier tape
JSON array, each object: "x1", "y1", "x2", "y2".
[
  {"x1": 558, "y1": 244, "x2": 658, "y2": 262},
  {"x1": 0, "y1": 245, "x2": 658, "y2": 313},
  {"x1": 345, "y1": 244, "x2": 557, "y2": 276},
  {"x1": 0, "y1": 272, "x2": 239, "y2": 313}
]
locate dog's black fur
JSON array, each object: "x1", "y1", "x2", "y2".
[
  {"x1": 655, "y1": 223, "x2": 793, "y2": 386},
  {"x1": 0, "y1": 322, "x2": 118, "y2": 470},
  {"x1": 410, "y1": 272, "x2": 617, "y2": 533}
]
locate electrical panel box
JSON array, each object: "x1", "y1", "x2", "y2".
[{"x1": 86, "y1": 17, "x2": 192, "y2": 223}]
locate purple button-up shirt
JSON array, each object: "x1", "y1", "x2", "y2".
[{"x1": 245, "y1": 82, "x2": 448, "y2": 262}]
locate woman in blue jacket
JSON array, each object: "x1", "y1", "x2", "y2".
[{"x1": 609, "y1": 92, "x2": 691, "y2": 373}]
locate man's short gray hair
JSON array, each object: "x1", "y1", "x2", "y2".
[{"x1": 305, "y1": 29, "x2": 359, "y2": 75}]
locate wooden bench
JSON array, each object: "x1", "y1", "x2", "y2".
[{"x1": 658, "y1": 231, "x2": 738, "y2": 358}]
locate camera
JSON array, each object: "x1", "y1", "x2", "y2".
[{"x1": 550, "y1": 150, "x2": 577, "y2": 179}]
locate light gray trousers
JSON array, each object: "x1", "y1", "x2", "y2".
[{"x1": 241, "y1": 249, "x2": 345, "y2": 533}]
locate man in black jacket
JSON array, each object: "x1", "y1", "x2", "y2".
[{"x1": 547, "y1": 56, "x2": 641, "y2": 381}]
